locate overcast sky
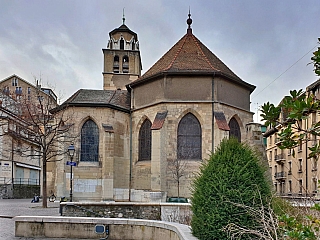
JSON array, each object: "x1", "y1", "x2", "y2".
[{"x1": 0, "y1": 0, "x2": 319, "y2": 122}]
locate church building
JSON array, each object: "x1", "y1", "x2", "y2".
[{"x1": 50, "y1": 13, "x2": 256, "y2": 202}]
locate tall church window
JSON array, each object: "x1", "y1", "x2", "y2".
[
  {"x1": 177, "y1": 113, "x2": 202, "y2": 160},
  {"x1": 123, "y1": 56, "x2": 129, "y2": 73},
  {"x1": 120, "y1": 38, "x2": 124, "y2": 50},
  {"x1": 80, "y1": 119, "x2": 99, "y2": 162},
  {"x1": 113, "y1": 56, "x2": 119, "y2": 73},
  {"x1": 132, "y1": 42, "x2": 135, "y2": 50},
  {"x1": 229, "y1": 117, "x2": 241, "y2": 142},
  {"x1": 138, "y1": 119, "x2": 152, "y2": 161}
]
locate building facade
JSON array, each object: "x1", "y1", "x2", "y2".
[
  {"x1": 265, "y1": 80, "x2": 320, "y2": 198},
  {"x1": 50, "y1": 14, "x2": 257, "y2": 202},
  {"x1": 0, "y1": 75, "x2": 57, "y2": 198}
]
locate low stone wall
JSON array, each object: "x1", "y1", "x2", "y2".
[
  {"x1": 13, "y1": 185, "x2": 40, "y2": 198},
  {"x1": 60, "y1": 202, "x2": 192, "y2": 225},
  {"x1": 14, "y1": 216, "x2": 198, "y2": 240},
  {"x1": 0, "y1": 184, "x2": 13, "y2": 199},
  {"x1": 0, "y1": 184, "x2": 39, "y2": 199}
]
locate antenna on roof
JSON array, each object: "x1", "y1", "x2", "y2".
[
  {"x1": 122, "y1": 8, "x2": 125, "y2": 25},
  {"x1": 187, "y1": 7, "x2": 192, "y2": 34}
]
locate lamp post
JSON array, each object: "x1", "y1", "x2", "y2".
[{"x1": 67, "y1": 144, "x2": 75, "y2": 202}]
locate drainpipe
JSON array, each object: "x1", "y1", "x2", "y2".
[
  {"x1": 128, "y1": 84, "x2": 133, "y2": 201},
  {"x1": 11, "y1": 137, "x2": 14, "y2": 184},
  {"x1": 305, "y1": 136, "x2": 308, "y2": 196},
  {"x1": 211, "y1": 73, "x2": 215, "y2": 153}
]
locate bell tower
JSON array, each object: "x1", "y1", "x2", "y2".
[{"x1": 102, "y1": 13, "x2": 142, "y2": 90}]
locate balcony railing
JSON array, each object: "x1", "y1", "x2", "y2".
[
  {"x1": 12, "y1": 178, "x2": 40, "y2": 185},
  {"x1": 274, "y1": 153, "x2": 286, "y2": 163},
  {"x1": 274, "y1": 171, "x2": 287, "y2": 180},
  {"x1": 0, "y1": 177, "x2": 39, "y2": 185}
]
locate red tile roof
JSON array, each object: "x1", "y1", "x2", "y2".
[
  {"x1": 151, "y1": 111, "x2": 168, "y2": 130},
  {"x1": 214, "y1": 112, "x2": 230, "y2": 131},
  {"x1": 130, "y1": 32, "x2": 255, "y2": 92}
]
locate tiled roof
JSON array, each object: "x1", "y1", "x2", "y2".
[
  {"x1": 109, "y1": 24, "x2": 138, "y2": 41},
  {"x1": 51, "y1": 89, "x2": 130, "y2": 113},
  {"x1": 151, "y1": 111, "x2": 168, "y2": 130},
  {"x1": 130, "y1": 32, "x2": 255, "y2": 92},
  {"x1": 214, "y1": 112, "x2": 230, "y2": 131}
]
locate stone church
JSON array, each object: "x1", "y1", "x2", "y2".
[{"x1": 50, "y1": 13, "x2": 256, "y2": 202}]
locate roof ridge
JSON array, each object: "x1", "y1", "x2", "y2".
[
  {"x1": 191, "y1": 34, "x2": 216, "y2": 70},
  {"x1": 163, "y1": 34, "x2": 188, "y2": 71},
  {"x1": 64, "y1": 89, "x2": 82, "y2": 104},
  {"x1": 108, "y1": 90, "x2": 117, "y2": 104}
]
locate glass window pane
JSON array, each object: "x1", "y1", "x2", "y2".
[
  {"x1": 80, "y1": 120, "x2": 99, "y2": 162},
  {"x1": 177, "y1": 113, "x2": 202, "y2": 160},
  {"x1": 139, "y1": 119, "x2": 152, "y2": 160}
]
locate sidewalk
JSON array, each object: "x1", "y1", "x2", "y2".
[
  {"x1": 0, "y1": 199, "x2": 60, "y2": 239},
  {"x1": 0, "y1": 198, "x2": 80, "y2": 240}
]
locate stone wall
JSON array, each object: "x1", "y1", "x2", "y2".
[
  {"x1": 60, "y1": 202, "x2": 192, "y2": 225},
  {"x1": 0, "y1": 184, "x2": 13, "y2": 199},
  {"x1": 13, "y1": 185, "x2": 40, "y2": 198},
  {"x1": 0, "y1": 184, "x2": 39, "y2": 199},
  {"x1": 15, "y1": 216, "x2": 198, "y2": 240}
]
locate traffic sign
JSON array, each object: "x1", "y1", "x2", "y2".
[{"x1": 66, "y1": 161, "x2": 77, "y2": 166}]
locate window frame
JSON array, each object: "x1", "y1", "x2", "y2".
[
  {"x1": 138, "y1": 119, "x2": 152, "y2": 161},
  {"x1": 177, "y1": 113, "x2": 202, "y2": 160},
  {"x1": 80, "y1": 119, "x2": 99, "y2": 162}
]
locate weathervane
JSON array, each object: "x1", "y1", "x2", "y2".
[
  {"x1": 122, "y1": 8, "x2": 125, "y2": 25},
  {"x1": 187, "y1": 7, "x2": 192, "y2": 34}
]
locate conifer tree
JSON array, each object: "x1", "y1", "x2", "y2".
[{"x1": 191, "y1": 138, "x2": 272, "y2": 239}]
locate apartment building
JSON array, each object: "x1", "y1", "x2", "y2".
[
  {"x1": 265, "y1": 80, "x2": 320, "y2": 198},
  {"x1": 0, "y1": 75, "x2": 57, "y2": 198}
]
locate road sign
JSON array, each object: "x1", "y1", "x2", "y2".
[{"x1": 66, "y1": 161, "x2": 77, "y2": 166}]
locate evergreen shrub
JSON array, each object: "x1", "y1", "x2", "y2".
[{"x1": 191, "y1": 138, "x2": 272, "y2": 239}]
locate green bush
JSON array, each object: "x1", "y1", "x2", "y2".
[{"x1": 191, "y1": 138, "x2": 272, "y2": 239}]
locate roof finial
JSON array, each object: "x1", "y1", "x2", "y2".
[
  {"x1": 122, "y1": 8, "x2": 125, "y2": 25},
  {"x1": 187, "y1": 7, "x2": 192, "y2": 34}
]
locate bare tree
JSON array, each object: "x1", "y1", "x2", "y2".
[
  {"x1": 0, "y1": 84, "x2": 77, "y2": 207},
  {"x1": 22, "y1": 88, "x2": 77, "y2": 207},
  {"x1": 167, "y1": 158, "x2": 188, "y2": 199}
]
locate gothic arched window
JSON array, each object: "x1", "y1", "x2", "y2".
[
  {"x1": 177, "y1": 113, "x2": 202, "y2": 160},
  {"x1": 139, "y1": 119, "x2": 152, "y2": 161},
  {"x1": 229, "y1": 117, "x2": 241, "y2": 142},
  {"x1": 123, "y1": 56, "x2": 129, "y2": 73},
  {"x1": 80, "y1": 119, "x2": 99, "y2": 162}
]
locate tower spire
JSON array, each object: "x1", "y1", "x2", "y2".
[
  {"x1": 122, "y1": 8, "x2": 125, "y2": 25},
  {"x1": 187, "y1": 7, "x2": 192, "y2": 34}
]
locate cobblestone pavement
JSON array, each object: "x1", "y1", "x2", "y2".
[{"x1": 0, "y1": 199, "x2": 88, "y2": 240}]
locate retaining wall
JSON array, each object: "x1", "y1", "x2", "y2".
[
  {"x1": 14, "y1": 216, "x2": 198, "y2": 240},
  {"x1": 60, "y1": 202, "x2": 192, "y2": 225},
  {"x1": 0, "y1": 184, "x2": 40, "y2": 199}
]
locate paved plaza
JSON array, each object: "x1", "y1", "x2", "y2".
[{"x1": 0, "y1": 199, "x2": 87, "y2": 240}]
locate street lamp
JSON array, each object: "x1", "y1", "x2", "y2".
[{"x1": 67, "y1": 144, "x2": 75, "y2": 202}]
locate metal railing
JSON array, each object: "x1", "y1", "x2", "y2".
[
  {"x1": 274, "y1": 171, "x2": 287, "y2": 179},
  {"x1": 0, "y1": 177, "x2": 40, "y2": 185},
  {"x1": 0, "y1": 177, "x2": 12, "y2": 184},
  {"x1": 275, "y1": 153, "x2": 285, "y2": 162}
]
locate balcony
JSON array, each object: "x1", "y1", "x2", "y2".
[
  {"x1": 275, "y1": 138, "x2": 283, "y2": 147},
  {"x1": 274, "y1": 171, "x2": 287, "y2": 180},
  {"x1": 274, "y1": 153, "x2": 286, "y2": 164}
]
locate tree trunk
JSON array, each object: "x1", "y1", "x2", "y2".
[
  {"x1": 42, "y1": 155, "x2": 47, "y2": 208},
  {"x1": 177, "y1": 180, "x2": 180, "y2": 199}
]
